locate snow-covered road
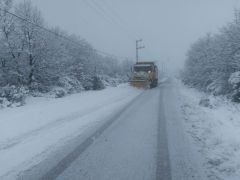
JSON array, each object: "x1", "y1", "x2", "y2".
[
  {"x1": 0, "y1": 85, "x2": 142, "y2": 180},
  {"x1": 1, "y1": 80, "x2": 207, "y2": 180},
  {"x1": 54, "y1": 87, "x2": 162, "y2": 180}
]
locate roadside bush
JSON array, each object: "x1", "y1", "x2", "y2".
[
  {"x1": 0, "y1": 97, "x2": 11, "y2": 108},
  {"x1": 82, "y1": 76, "x2": 94, "y2": 90},
  {"x1": 52, "y1": 87, "x2": 67, "y2": 98},
  {"x1": 29, "y1": 82, "x2": 51, "y2": 93},
  {"x1": 228, "y1": 72, "x2": 240, "y2": 102},
  {"x1": 0, "y1": 85, "x2": 29, "y2": 107},
  {"x1": 92, "y1": 76, "x2": 105, "y2": 90},
  {"x1": 57, "y1": 76, "x2": 84, "y2": 93},
  {"x1": 101, "y1": 75, "x2": 128, "y2": 87},
  {"x1": 229, "y1": 72, "x2": 240, "y2": 90},
  {"x1": 232, "y1": 91, "x2": 240, "y2": 102}
]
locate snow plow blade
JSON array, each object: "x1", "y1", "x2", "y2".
[{"x1": 129, "y1": 80, "x2": 150, "y2": 88}]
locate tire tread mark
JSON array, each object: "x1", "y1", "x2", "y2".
[
  {"x1": 39, "y1": 91, "x2": 145, "y2": 180},
  {"x1": 156, "y1": 87, "x2": 172, "y2": 180}
]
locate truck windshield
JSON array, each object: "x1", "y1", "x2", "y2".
[{"x1": 134, "y1": 65, "x2": 152, "y2": 72}]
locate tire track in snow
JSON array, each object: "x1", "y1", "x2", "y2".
[
  {"x1": 156, "y1": 84, "x2": 172, "y2": 180},
  {"x1": 0, "y1": 94, "x2": 136, "y2": 151},
  {"x1": 38, "y1": 91, "x2": 145, "y2": 180}
]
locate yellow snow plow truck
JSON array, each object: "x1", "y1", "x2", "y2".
[{"x1": 130, "y1": 61, "x2": 158, "y2": 88}]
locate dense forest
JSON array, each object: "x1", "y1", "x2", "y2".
[
  {"x1": 0, "y1": 0, "x2": 133, "y2": 107},
  {"x1": 182, "y1": 10, "x2": 240, "y2": 102}
]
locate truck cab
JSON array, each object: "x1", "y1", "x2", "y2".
[{"x1": 130, "y1": 61, "x2": 158, "y2": 88}]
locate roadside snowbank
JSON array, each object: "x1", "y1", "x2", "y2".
[
  {"x1": 179, "y1": 81, "x2": 240, "y2": 180},
  {"x1": 0, "y1": 84, "x2": 142, "y2": 180}
]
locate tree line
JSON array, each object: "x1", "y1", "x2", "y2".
[
  {"x1": 0, "y1": 0, "x2": 133, "y2": 105},
  {"x1": 182, "y1": 10, "x2": 240, "y2": 102}
]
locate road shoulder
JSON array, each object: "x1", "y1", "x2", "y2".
[{"x1": 162, "y1": 80, "x2": 207, "y2": 180}]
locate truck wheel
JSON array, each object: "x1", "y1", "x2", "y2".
[
  {"x1": 155, "y1": 79, "x2": 158, "y2": 87},
  {"x1": 150, "y1": 81, "x2": 156, "y2": 88},
  {"x1": 151, "y1": 79, "x2": 158, "y2": 88}
]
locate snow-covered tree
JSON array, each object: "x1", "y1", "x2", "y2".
[
  {"x1": 182, "y1": 9, "x2": 240, "y2": 100},
  {"x1": 0, "y1": 0, "x2": 133, "y2": 106}
]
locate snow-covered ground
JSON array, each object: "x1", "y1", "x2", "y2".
[
  {"x1": 178, "y1": 80, "x2": 240, "y2": 180},
  {"x1": 2, "y1": 78, "x2": 239, "y2": 180},
  {"x1": 0, "y1": 84, "x2": 142, "y2": 180},
  {"x1": 164, "y1": 79, "x2": 207, "y2": 180}
]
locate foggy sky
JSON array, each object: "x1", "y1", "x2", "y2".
[{"x1": 16, "y1": 0, "x2": 240, "y2": 71}]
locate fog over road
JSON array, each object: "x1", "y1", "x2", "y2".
[{"x1": 18, "y1": 80, "x2": 205, "y2": 180}]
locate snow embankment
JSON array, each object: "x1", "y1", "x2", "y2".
[
  {"x1": 0, "y1": 84, "x2": 142, "y2": 180},
  {"x1": 179, "y1": 82, "x2": 240, "y2": 180}
]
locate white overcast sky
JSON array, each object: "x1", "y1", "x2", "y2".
[{"x1": 15, "y1": 0, "x2": 240, "y2": 70}]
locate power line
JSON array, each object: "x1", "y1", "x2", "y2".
[
  {"x1": 82, "y1": 0, "x2": 115, "y2": 26},
  {"x1": 90, "y1": 1, "x2": 155, "y2": 60},
  {"x1": 94, "y1": 0, "x2": 137, "y2": 40},
  {"x1": 101, "y1": 0, "x2": 140, "y2": 39},
  {"x1": 91, "y1": 0, "x2": 116, "y2": 24},
  {"x1": 85, "y1": 0, "x2": 155, "y2": 60},
  {"x1": 81, "y1": 0, "x2": 139, "y2": 56},
  {"x1": 0, "y1": 7, "x2": 128, "y2": 60},
  {"x1": 83, "y1": 0, "x2": 137, "y2": 41}
]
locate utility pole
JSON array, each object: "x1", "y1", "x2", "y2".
[{"x1": 136, "y1": 39, "x2": 145, "y2": 62}]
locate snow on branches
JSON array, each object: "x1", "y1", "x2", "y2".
[
  {"x1": 0, "y1": 0, "x2": 133, "y2": 107},
  {"x1": 182, "y1": 9, "x2": 240, "y2": 102}
]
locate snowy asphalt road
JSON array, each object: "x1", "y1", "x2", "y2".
[
  {"x1": 39, "y1": 84, "x2": 171, "y2": 180},
  {"x1": 54, "y1": 87, "x2": 169, "y2": 180},
  {"x1": 17, "y1": 80, "x2": 204, "y2": 180}
]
